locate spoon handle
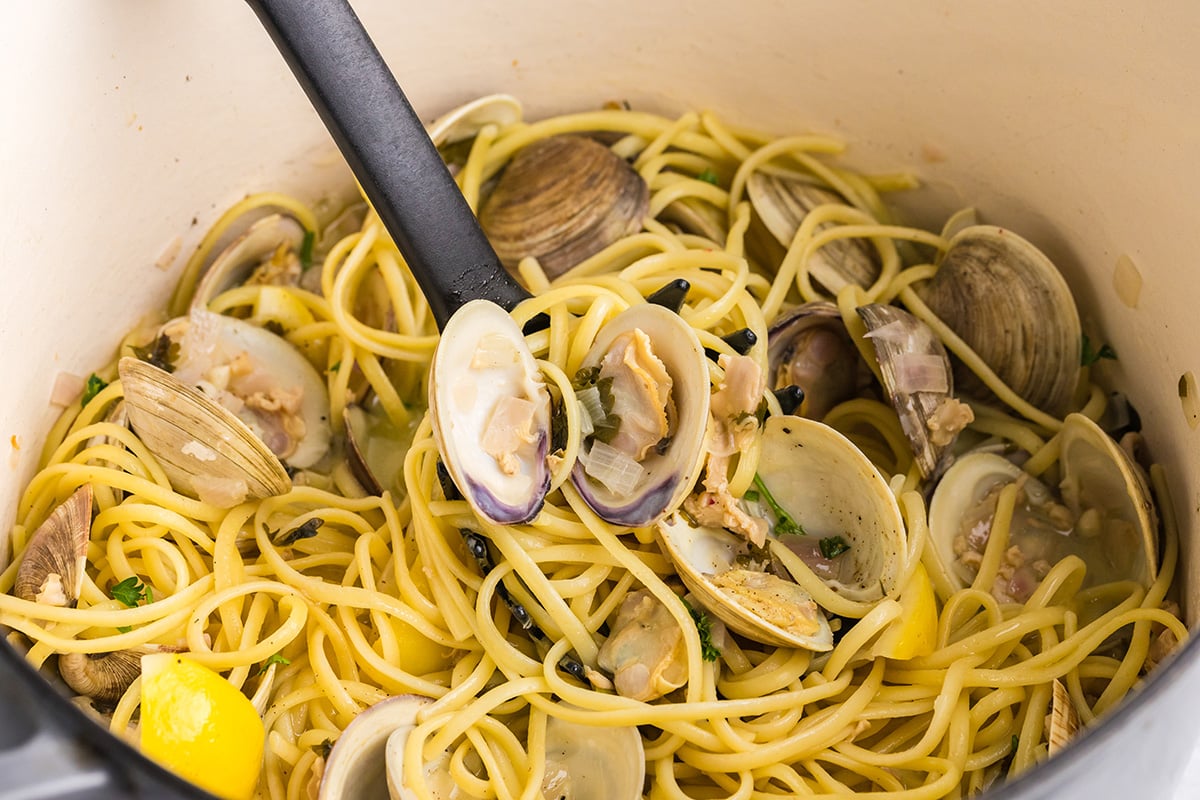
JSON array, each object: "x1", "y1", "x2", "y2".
[{"x1": 243, "y1": 0, "x2": 530, "y2": 329}]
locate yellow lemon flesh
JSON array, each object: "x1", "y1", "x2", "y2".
[
  {"x1": 872, "y1": 563, "x2": 938, "y2": 660},
  {"x1": 140, "y1": 653, "x2": 265, "y2": 800}
]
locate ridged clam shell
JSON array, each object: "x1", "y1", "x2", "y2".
[
  {"x1": 15, "y1": 484, "x2": 92, "y2": 607},
  {"x1": 59, "y1": 644, "x2": 181, "y2": 704},
  {"x1": 917, "y1": 225, "x2": 1081, "y2": 416},
  {"x1": 479, "y1": 135, "x2": 649, "y2": 279}
]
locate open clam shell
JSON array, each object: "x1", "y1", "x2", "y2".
[
  {"x1": 570, "y1": 303, "x2": 710, "y2": 528},
  {"x1": 756, "y1": 415, "x2": 907, "y2": 601},
  {"x1": 858, "y1": 303, "x2": 962, "y2": 477},
  {"x1": 427, "y1": 93, "x2": 522, "y2": 147},
  {"x1": 478, "y1": 134, "x2": 649, "y2": 279},
  {"x1": 657, "y1": 514, "x2": 834, "y2": 650},
  {"x1": 916, "y1": 225, "x2": 1082, "y2": 417},
  {"x1": 429, "y1": 300, "x2": 551, "y2": 524},
  {"x1": 120, "y1": 312, "x2": 332, "y2": 507},
  {"x1": 929, "y1": 414, "x2": 1157, "y2": 598},
  {"x1": 319, "y1": 694, "x2": 432, "y2": 800},
  {"x1": 539, "y1": 708, "x2": 646, "y2": 800},
  {"x1": 190, "y1": 213, "x2": 307, "y2": 312},
  {"x1": 15, "y1": 484, "x2": 92, "y2": 607},
  {"x1": 747, "y1": 172, "x2": 879, "y2": 292},
  {"x1": 766, "y1": 301, "x2": 863, "y2": 420}
]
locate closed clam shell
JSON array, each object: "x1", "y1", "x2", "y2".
[
  {"x1": 59, "y1": 644, "x2": 182, "y2": 704},
  {"x1": 747, "y1": 172, "x2": 879, "y2": 292},
  {"x1": 917, "y1": 225, "x2": 1081, "y2": 416},
  {"x1": 478, "y1": 135, "x2": 649, "y2": 279}
]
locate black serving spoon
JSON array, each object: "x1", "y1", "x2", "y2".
[{"x1": 242, "y1": 0, "x2": 531, "y2": 329}]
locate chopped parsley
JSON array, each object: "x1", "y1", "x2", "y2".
[
  {"x1": 326, "y1": 360, "x2": 341, "y2": 374},
  {"x1": 81, "y1": 374, "x2": 108, "y2": 407},
  {"x1": 819, "y1": 535, "x2": 851, "y2": 559},
  {"x1": 751, "y1": 473, "x2": 805, "y2": 536},
  {"x1": 129, "y1": 333, "x2": 179, "y2": 373},
  {"x1": 742, "y1": 489, "x2": 760, "y2": 503},
  {"x1": 571, "y1": 366, "x2": 621, "y2": 444},
  {"x1": 314, "y1": 738, "x2": 334, "y2": 759},
  {"x1": 116, "y1": 625, "x2": 132, "y2": 634},
  {"x1": 696, "y1": 168, "x2": 720, "y2": 185},
  {"x1": 110, "y1": 576, "x2": 152, "y2": 608},
  {"x1": 299, "y1": 230, "x2": 316, "y2": 271},
  {"x1": 258, "y1": 653, "x2": 291, "y2": 675},
  {"x1": 1081, "y1": 333, "x2": 1117, "y2": 366},
  {"x1": 1011, "y1": 734, "x2": 1019, "y2": 752},
  {"x1": 683, "y1": 599, "x2": 721, "y2": 661}
]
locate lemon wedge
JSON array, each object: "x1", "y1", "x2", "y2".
[
  {"x1": 872, "y1": 563, "x2": 938, "y2": 660},
  {"x1": 140, "y1": 653, "x2": 265, "y2": 800}
]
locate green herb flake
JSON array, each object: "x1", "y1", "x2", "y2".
[
  {"x1": 696, "y1": 168, "x2": 720, "y2": 186},
  {"x1": 1011, "y1": 734, "x2": 1019, "y2": 752},
  {"x1": 819, "y1": 535, "x2": 851, "y2": 559},
  {"x1": 277, "y1": 517, "x2": 324, "y2": 546},
  {"x1": 110, "y1": 576, "x2": 151, "y2": 608},
  {"x1": 116, "y1": 625, "x2": 133, "y2": 634},
  {"x1": 81, "y1": 374, "x2": 109, "y2": 407},
  {"x1": 682, "y1": 599, "x2": 721, "y2": 662},
  {"x1": 1081, "y1": 333, "x2": 1117, "y2": 367},
  {"x1": 299, "y1": 230, "x2": 316, "y2": 271},
  {"x1": 314, "y1": 738, "x2": 334, "y2": 759},
  {"x1": 326, "y1": 361, "x2": 341, "y2": 374},
  {"x1": 742, "y1": 489, "x2": 760, "y2": 503},
  {"x1": 751, "y1": 474, "x2": 805, "y2": 536},
  {"x1": 129, "y1": 333, "x2": 180, "y2": 374},
  {"x1": 258, "y1": 653, "x2": 291, "y2": 675}
]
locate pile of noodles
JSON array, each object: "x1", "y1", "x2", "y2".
[{"x1": 0, "y1": 101, "x2": 1189, "y2": 800}]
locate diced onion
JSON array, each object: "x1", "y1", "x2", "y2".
[
  {"x1": 863, "y1": 320, "x2": 912, "y2": 345},
  {"x1": 891, "y1": 353, "x2": 949, "y2": 394},
  {"x1": 50, "y1": 372, "x2": 86, "y2": 407},
  {"x1": 579, "y1": 440, "x2": 643, "y2": 497},
  {"x1": 576, "y1": 399, "x2": 595, "y2": 437},
  {"x1": 577, "y1": 386, "x2": 606, "y2": 429}
]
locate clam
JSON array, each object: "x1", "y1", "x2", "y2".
[
  {"x1": 15, "y1": 484, "x2": 92, "y2": 607},
  {"x1": 858, "y1": 303, "x2": 967, "y2": 477},
  {"x1": 754, "y1": 415, "x2": 906, "y2": 602},
  {"x1": 59, "y1": 645, "x2": 180, "y2": 704},
  {"x1": 916, "y1": 225, "x2": 1082, "y2": 417},
  {"x1": 658, "y1": 416, "x2": 906, "y2": 648},
  {"x1": 319, "y1": 695, "x2": 645, "y2": 800},
  {"x1": 1046, "y1": 678, "x2": 1079, "y2": 756},
  {"x1": 657, "y1": 514, "x2": 834, "y2": 650},
  {"x1": 570, "y1": 303, "x2": 710, "y2": 528},
  {"x1": 747, "y1": 172, "x2": 879, "y2": 292},
  {"x1": 344, "y1": 403, "x2": 414, "y2": 497},
  {"x1": 429, "y1": 300, "x2": 551, "y2": 525},
  {"x1": 596, "y1": 589, "x2": 690, "y2": 701},
  {"x1": 478, "y1": 134, "x2": 649, "y2": 279},
  {"x1": 766, "y1": 302, "x2": 863, "y2": 420},
  {"x1": 319, "y1": 694, "x2": 432, "y2": 800},
  {"x1": 191, "y1": 213, "x2": 307, "y2": 312},
  {"x1": 120, "y1": 311, "x2": 332, "y2": 507},
  {"x1": 426, "y1": 93, "x2": 522, "y2": 147},
  {"x1": 928, "y1": 413, "x2": 1157, "y2": 601}
]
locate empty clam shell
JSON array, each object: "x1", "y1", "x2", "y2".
[
  {"x1": 319, "y1": 694, "x2": 432, "y2": 800},
  {"x1": 191, "y1": 213, "x2": 307, "y2": 312},
  {"x1": 1047, "y1": 678, "x2": 1080, "y2": 756},
  {"x1": 570, "y1": 303, "x2": 710, "y2": 528},
  {"x1": 755, "y1": 415, "x2": 906, "y2": 602},
  {"x1": 15, "y1": 484, "x2": 92, "y2": 607},
  {"x1": 430, "y1": 300, "x2": 551, "y2": 524},
  {"x1": 427, "y1": 93, "x2": 522, "y2": 147},
  {"x1": 344, "y1": 403, "x2": 413, "y2": 498},
  {"x1": 539, "y1": 709, "x2": 646, "y2": 800},
  {"x1": 916, "y1": 225, "x2": 1082, "y2": 417},
  {"x1": 858, "y1": 303, "x2": 964, "y2": 477},
  {"x1": 747, "y1": 172, "x2": 879, "y2": 292},
  {"x1": 478, "y1": 135, "x2": 649, "y2": 279}
]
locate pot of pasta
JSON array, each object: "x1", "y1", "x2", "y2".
[{"x1": 1, "y1": 1, "x2": 1198, "y2": 799}]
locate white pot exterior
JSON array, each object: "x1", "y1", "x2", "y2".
[{"x1": 3, "y1": 1, "x2": 1199, "y2": 796}]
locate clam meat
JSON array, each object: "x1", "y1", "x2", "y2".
[
  {"x1": 570, "y1": 303, "x2": 710, "y2": 528},
  {"x1": 928, "y1": 413, "x2": 1157, "y2": 602},
  {"x1": 430, "y1": 300, "x2": 551, "y2": 524},
  {"x1": 766, "y1": 301, "x2": 864, "y2": 421},
  {"x1": 596, "y1": 589, "x2": 690, "y2": 701},
  {"x1": 120, "y1": 309, "x2": 331, "y2": 507},
  {"x1": 190, "y1": 213, "x2": 307, "y2": 313}
]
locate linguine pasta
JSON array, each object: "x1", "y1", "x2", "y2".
[{"x1": 0, "y1": 99, "x2": 1188, "y2": 800}]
